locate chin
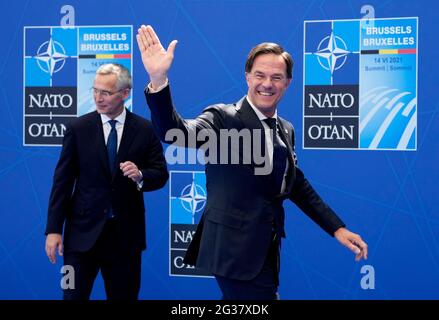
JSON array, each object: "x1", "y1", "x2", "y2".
[{"x1": 257, "y1": 103, "x2": 275, "y2": 111}]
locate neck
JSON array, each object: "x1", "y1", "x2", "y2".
[
  {"x1": 108, "y1": 106, "x2": 124, "y2": 119},
  {"x1": 246, "y1": 96, "x2": 277, "y2": 118},
  {"x1": 257, "y1": 108, "x2": 276, "y2": 118}
]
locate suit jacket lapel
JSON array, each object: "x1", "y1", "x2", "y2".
[
  {"x1": 235, "y1": 97, "x2": 267, "y2": 167},
  {"x1": 277, "y1": 118, "x2": 296, "y2": 197},
  {"x1": 235, "y1": 97, "x2": 265, "y2": 132},
  {"x1": 277, "y1": 118, "x2": 294, "y2": 162}
]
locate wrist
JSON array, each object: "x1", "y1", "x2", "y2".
[
  {"x1": 150, "y1": 75, "x2": 167, "y2": 90},
  {"x1": 136, "y1": 170, "x2": 143, "y2": 183},
  {"x1": 334, "y1": 227, "x2": 346, "y2": 237}
]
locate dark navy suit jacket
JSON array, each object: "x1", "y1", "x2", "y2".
[
  {"x1": 46, "y1": 109, "x2": 168, "y2": 252},
  {"x1": 146, "y1": 86, "x2": 345, "y2": 281}
]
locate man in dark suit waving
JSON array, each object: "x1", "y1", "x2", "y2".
[
  {"x1": 45, "y1": 63, "x2": 168, "y2": 300},
  {"x1": 137, "y1": 25, "x2": 368, "y2": 300}
]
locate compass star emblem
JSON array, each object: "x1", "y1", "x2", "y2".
[
  {"x1": 179, "y1": 181, "x2": 206, "y2": 222},
  {"x1": 35, "y1": 37, "x2": 68, "y2": 76},
  {"x1": 315, "y1": 32, "x2": 350, "y2": 74}
]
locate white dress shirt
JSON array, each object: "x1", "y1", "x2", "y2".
[{"x1": 100, "y1": 108, "x2": 126, "y2": 150}]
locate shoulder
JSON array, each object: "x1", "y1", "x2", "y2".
[
  {"x1": 126, "y1": 110, "x2": 155, "y2": 132},
  {"x1": 202, "y1": 102, "x2": 238, "y2": 118},
  {"x1": 278, "y1": 116, "x2": 294, "y2": 132},
  {"x1": 66, "y1": 111, "x2": 98, "y2": 130},
  {"x1": 278, "y1": 115, "x2": 296, "y2": 145}
]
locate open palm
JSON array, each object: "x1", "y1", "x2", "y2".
[{"x1": 136, "y1": 25, "x2": 177, "y2": 85}]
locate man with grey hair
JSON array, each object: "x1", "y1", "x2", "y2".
[{"x1": 45, "y1": 63, "x2": 169, "y2": 300}]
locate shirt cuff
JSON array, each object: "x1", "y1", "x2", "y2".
[
  {"x1": 147, "y1": 79, "x2": 169, "y2": 93},
  {"x1": 136, "y1": 170, "x2": 144, "y2": 191}
]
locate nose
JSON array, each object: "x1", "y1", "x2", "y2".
[
  {"x1": 261, "y1": 77, "x2": 273, "y2": 88},
  {"x1": 95, "y1": 92, "x2": 105, "y2": 102}
]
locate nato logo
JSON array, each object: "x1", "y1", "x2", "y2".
[
  {"x1": 24, "y1": 27, "x2": 78, "y2": 146},
  {"x1": 171, "y1": 172, "x2": 206, "y2": 225},
  {"x1": 24, "y1": 27, "x2": 77, "y2": 87},
  {"x1": 169, "y1": 171, "x2": 210, "y2": 277},
  {"x1": 304, "y1": 20, "x2": 360, "y2": 149},
  {"x1": 304, "y1": 20, "x2": 359, "y2": 86}
]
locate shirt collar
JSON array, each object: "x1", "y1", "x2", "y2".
[
  {"x1": 100, "y1": 107, "x2": 127, "y2": 125},
  {"x1": 246, "y1": 96, "x2": 278, "y2": 121}
]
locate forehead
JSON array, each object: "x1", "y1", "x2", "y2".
[
  {"x1": 94, "y1": 73, "x2": 118, "y2": 88},
  {"x1": 250, "y1": 53, "x2": 287, "y2": 75}
]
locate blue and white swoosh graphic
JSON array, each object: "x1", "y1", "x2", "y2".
[{"x1": 360, "y1": 86, "x2": 416, "y2": 150}]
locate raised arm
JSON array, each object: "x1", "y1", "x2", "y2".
[{"x1": 136, "y1": 25, "x2": 178, "y2": 90}]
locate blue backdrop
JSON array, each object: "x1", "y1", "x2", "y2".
[{"x1": 0, "y1": 0, "x2": 438, "y2": 299}]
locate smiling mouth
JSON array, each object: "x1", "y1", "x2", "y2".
[{"x1": 258, "y1": 91, "x2": 274, "y2": 96}]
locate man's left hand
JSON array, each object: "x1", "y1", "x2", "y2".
[
  {"x1": 334, "y1": 227, "x2": 368, "y2": 261},
  {"x1": 120, "y1": 161, "x2": 142, "y2": 183}
]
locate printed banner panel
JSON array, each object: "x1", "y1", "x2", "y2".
[
  {"x1": 303, "y1": 17, "x2": 417, "y2": 150},
  {"x1": 23, "y1": 25, "x2": 132, "y2": 146}
]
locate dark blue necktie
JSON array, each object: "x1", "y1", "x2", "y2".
[
  {"x1": 264, "y1": 118, "x2": 287, "y2": 194},
  {"x1": 107, "y1": 119, "x2": 118, "y2": 174}
]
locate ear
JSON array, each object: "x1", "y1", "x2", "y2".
[
  {"x1": 245, "y1": 72, "x2": 251, "y2": 86},
  {"x1": 122, "y1": 88, "x2": 131, "y2": 100}
]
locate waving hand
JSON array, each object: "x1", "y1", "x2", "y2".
[{"x1": 136, "y1": 25, "x2": 178, "y2": 89}]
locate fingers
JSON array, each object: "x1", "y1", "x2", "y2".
[
  {"x1": 46, "y1": 234, "x2": 63, "y2": 264},
  {"x1": 136, "y1": 34, "x2": 146, "y2": 52},
  {"x1": 358, "y1": 240, "x2": 368, "y2": 260},
  {"x1": 351, "y1": 238, "x2": 368, "y2": 261},
  {"x1": 141, "y1": 25, "x2": 157, "y2": 46},
  {"x1": 46, "y1": 242, "x2": 57, "y2": 264},
  {"x1": 146, "y1": 25, "x2": 161, "y2": 46},
  {"x1": 167, "y1": 40, "x2": 178, "y2": 57},
  {"x1": 120, "y1": 162, "x2": 141, "y2": 181},
  {"x1": 348, "y1": 242, "x2": 361, "y2": 255},
  {"x1": 58, "y1": 242, "x2": 63, "y2": 257},
  {"x1": 120, "y1": 161, "x2": 136, "y2": 171},
  {"x1": 335, "y1": 228, "x2": 368, "y2": 262},
  {"x1": 355, "y1": 248, "x2": 367, "y2": 261},
  {"x1": 125, "y1": 169, "x2": 139, "y2": 178},
  {"x1": 137, "y1": 25, "x2": 149, "y2": 50},
  {"x1": 138, "y1": 24, "x2": 175, "y2": 54},
  {"x1": 46, "y1": 246, "x2": 55, "y2": 264}
]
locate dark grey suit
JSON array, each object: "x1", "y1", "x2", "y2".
[
  {"x1": 46, "y1": 109, "x2": 168, "y2": 299},
  {"x1": 146, "y1": 85, "x2": 345, "y2": 281}
]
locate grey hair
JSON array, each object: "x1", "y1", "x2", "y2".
[{"x1": 95, "y1": 63, "x2": 132, "y2": 90}]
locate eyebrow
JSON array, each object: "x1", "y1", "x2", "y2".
[
  {"x1": 254, "y1": 71, "x2": 285, "y2": 77},
  {"x1": 93, "y1": 87, "x2": 112, "y2": 92}
]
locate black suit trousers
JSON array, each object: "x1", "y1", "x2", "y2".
[
  {"x1": 214, "y1": 233, "x2": 280, "y2": 300},
  {"x1": 63, "y1": 218, "x2": 141, "y2": 300}
]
